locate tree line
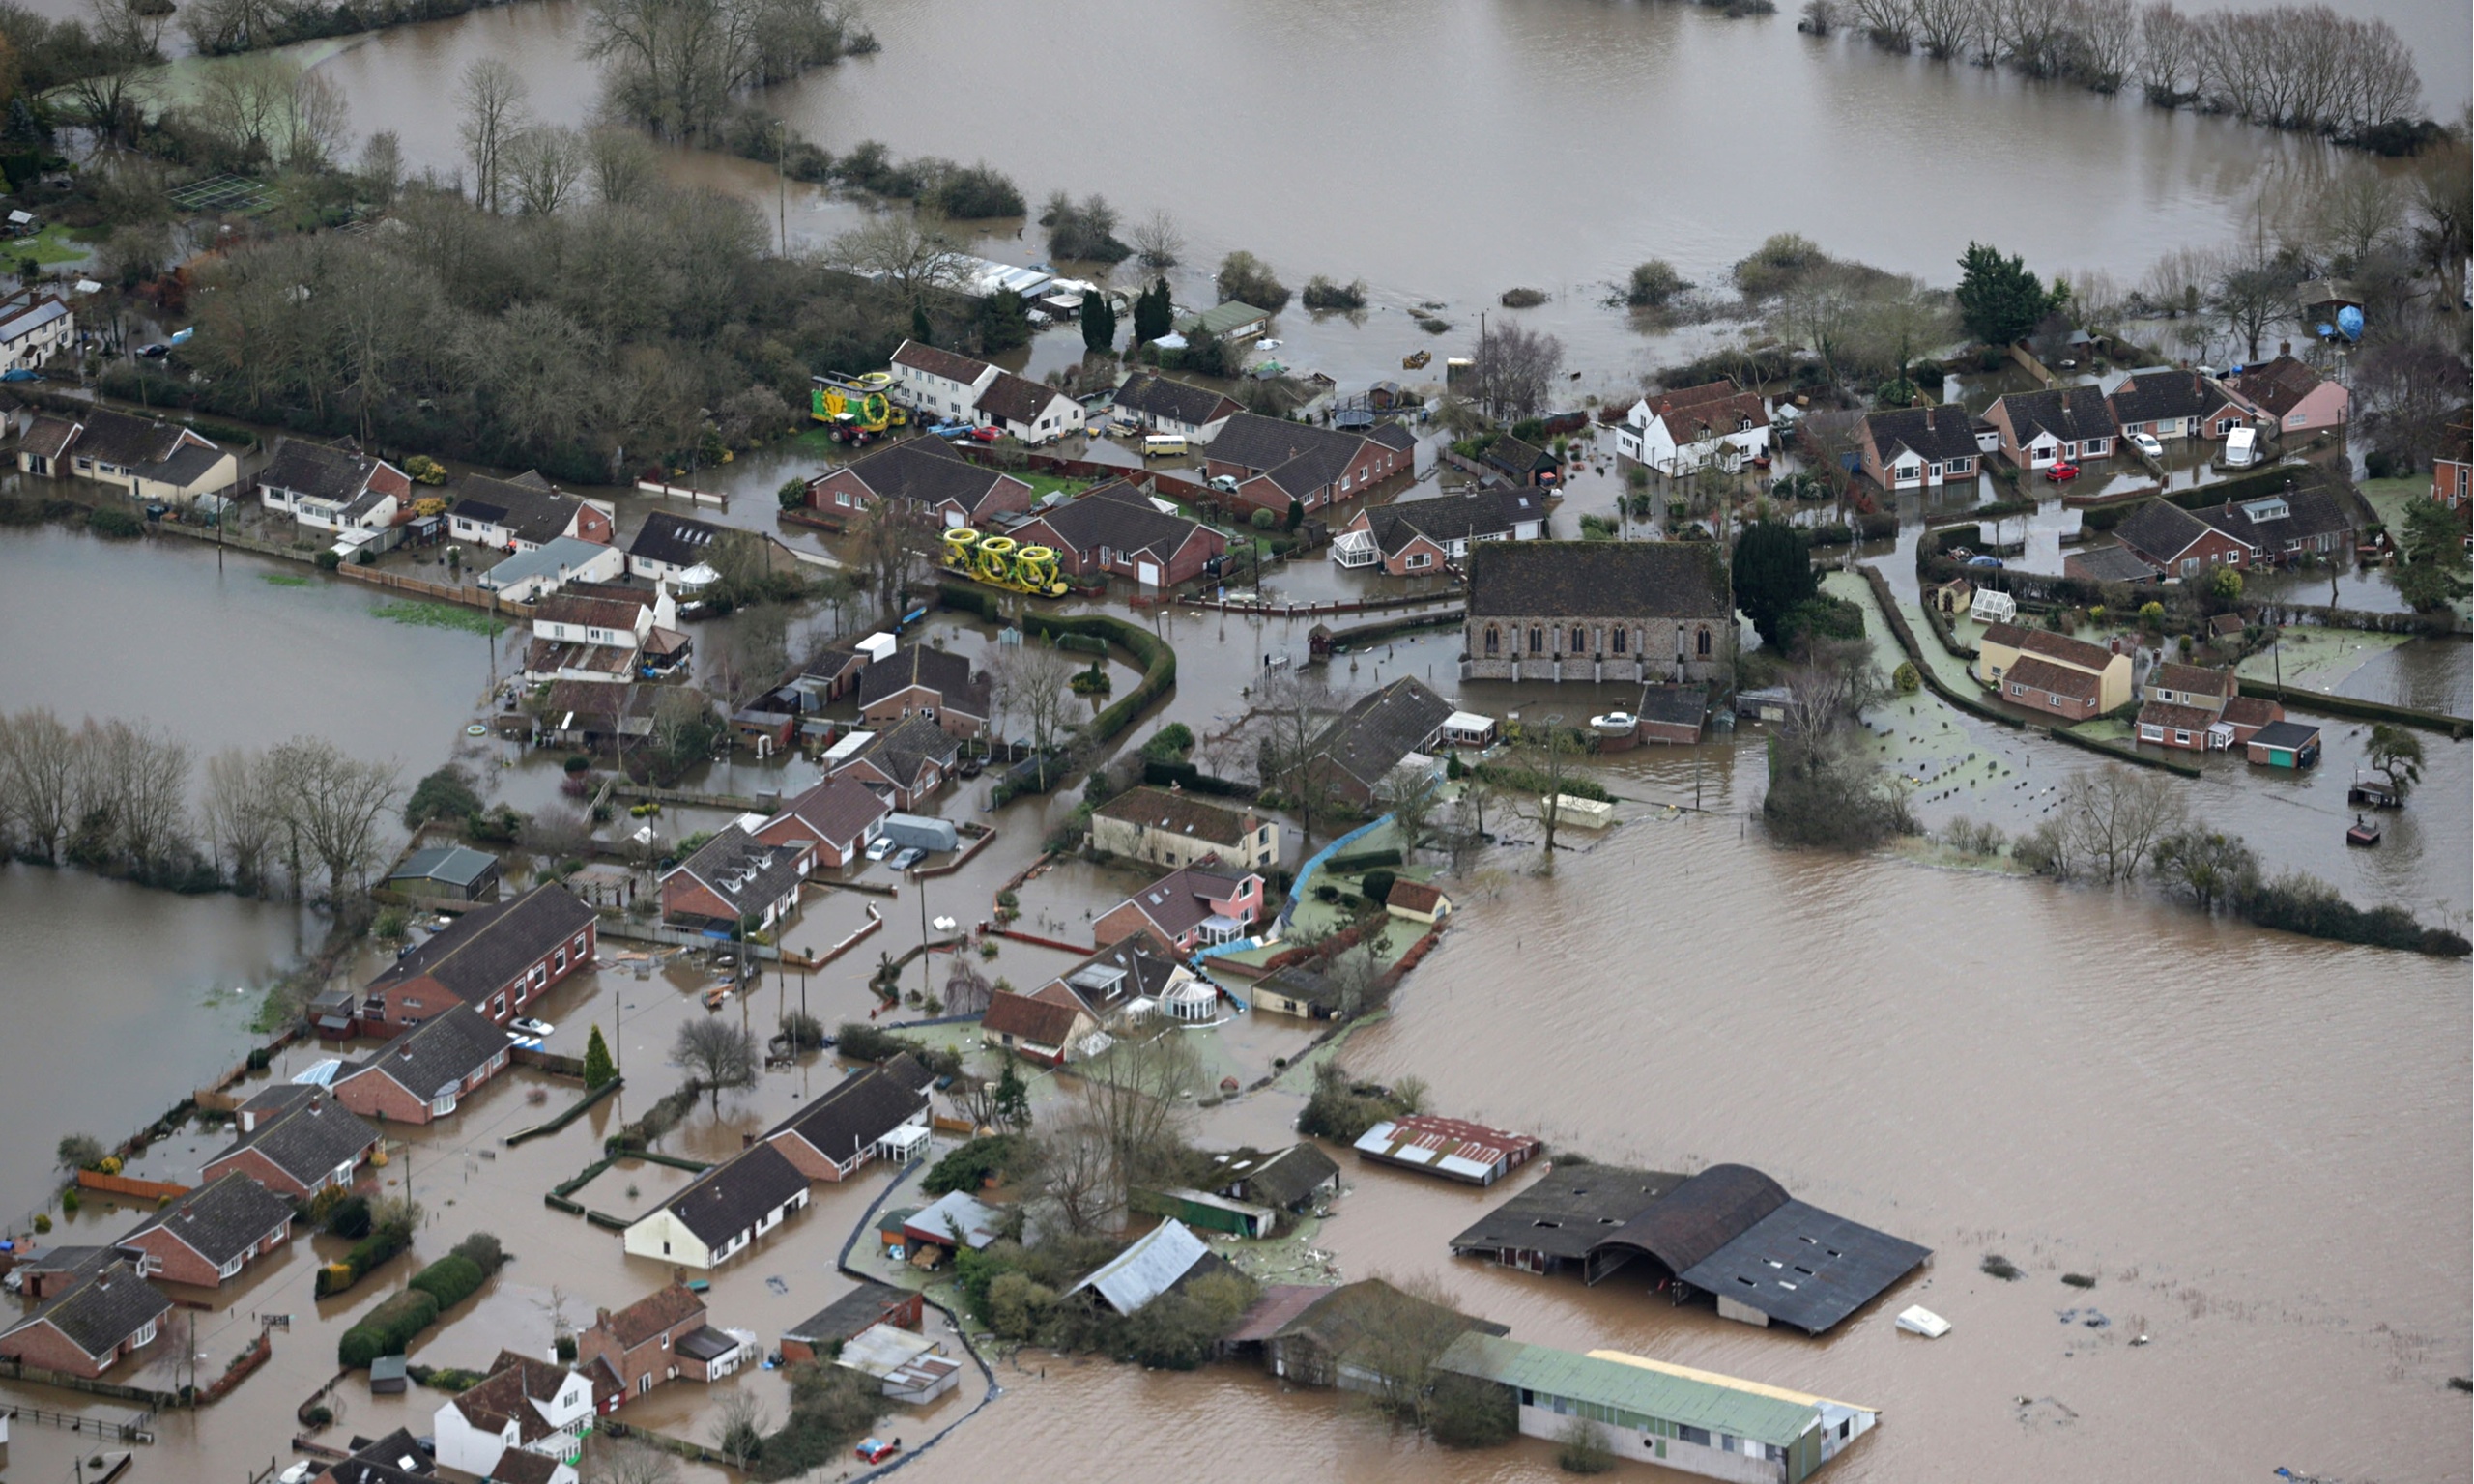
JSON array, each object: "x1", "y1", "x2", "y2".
[
  {"x1": 1810, "y1": 0, "x2": 2425, "y2": 142},
  {"x1": 0, "y1": 709, "x2": 401, "y2": 899}
]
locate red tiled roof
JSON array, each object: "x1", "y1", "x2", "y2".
[
  {"x1": 597, "y1": 1283, "x2": 705, "y2": 1349},
  {"x1": 2006, "y1": 656, "x2": 2101, "y2": 703}
]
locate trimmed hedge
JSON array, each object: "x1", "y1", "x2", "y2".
[
  {"x1": 1325, "y1": 847, "x2": 1402, "y2": 873},
  {"x1": 317, "y1": 1222, "x2": 411, "y2": 1297},
  {"x1": 1140, "y1": 758, "x2": 1254, "y2": 797},
  {"x1": 338, "y1": 1290, "x2": 440, "y2": 1368},
  {"x1": 1022, "y1": 612, "x2": 1175, "y2": 747},
  {"x1": 408, "y1": 1254, "x2": 486, "y2": 1310}
]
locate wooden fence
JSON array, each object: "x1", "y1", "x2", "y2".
[
  {"x1": 634, "y1": 478, "x2": 726, "y2": 508},
  {"x1": 333, "y1": 562, "x2": 535, "y2": 618},
  {"x1": 74, "y1": 1171, "x2": 190, "y2": 1203}
]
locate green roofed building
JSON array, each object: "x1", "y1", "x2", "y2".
[{"x1": 1433, "y1": 1332, "x2": 1878, "y2": 1483}]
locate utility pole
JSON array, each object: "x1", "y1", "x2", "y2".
[
  {"x1": 917, "y1": 877, "x2": 932, "y2": 1004},
  {"x1": 774, "y1": 120, "x2": 789, "y2": 258}
]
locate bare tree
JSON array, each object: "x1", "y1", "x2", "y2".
[
  {"x1": 1777, "y1": 639, "x2": 1884, "y2": 777},
  {"x1": 1374, "y1": 766, "x2": 1442, "y2": 864},
  {"x1": 458, "y1": 59, "x2": 531, "y2": 214},
  {"x1": 986, "y1": 640, "x2": 1078, "y2": 788},
  {"x1": 1077, "y1": 1028, "x2": 1199, "y2": 1202},
  {"x1": 2057, "y1": 764, "x2": 2188, "y2": 883},
  {"x1": 2357, "y1": 340, "x2": 2469, "y2": 470},
  {"x1": 272, "y1": 737, "x2": 401, "y2": 896},
  {"x1": 709, "y1": 1388, "x2": 768, "y2": 1471},
  {"x1": 1468, "y1": 321, "x2": 1565, "y2": 420},
  {"x1": 670, "y1": 1017, "x2": 758, "y2": 1111},
  {"x1": 506, "y1": 126, "x2": 590, "y2": 216},
  {"x1": 588, "y1": 126, "x2": 663, "y2": 206},
  {"x1": 1251, "y1": 668, "x2": 1346, "y2": 847},
  {"x1": 1131, "y1": 209, "x2": 1183, "y2": 271},
  {"x1": 942, "y1": 956, "x2": 994, "y2": 1017},
  {"x1": 705, "y1": 605, "x2": 789, "y2": 714},
  {"x1": 1339, "y1": 1271, "x2": 1494, "y2": 1427},
  {"x1": 851, "y1": 499, "x2": 929, "y2": 622},
  {"x1": 2316, "y1": 168, "x2": 2405, "y2": 271},
  {"x1": 584, "y1": 1436, "x2": 678, "y2": 1484},
  {"x1": 101, "y1": 720, "x2": 191, "y2": 875},
  {"x1": 2135, "y1": 0, "x2": 2195, "y2": 100},
  {"x1": 1, "y1": 707, "x2": 81, "y2": 863},
  {"x1": 827, "y1": 208, "x2": 971, "y2": 306},
  {"x1": 62, "y1": 0, "x2": 171, "y2": 146},
  {"x1": 1027, "y1": 1104, "x2": 1114, "y2": 1236},
  {"x1": 1509, "y1": 722, "x2": 1581, "y2": 860}
]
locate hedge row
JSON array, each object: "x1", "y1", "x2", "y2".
[
  {"x1": 1324, "y1": 847, "x2": 1402, "y2": 873},
  {"x1": 409, "y1": 1254, "x2": 486, "y2": 1310},
  {"x1": 1021, "y1": 612, "x2": 1176, "y2": 747},
  {"x1": 315, "y1": 1222, "x2": 411, "y2": 1298},
  {"x1": 338, "y1": 1290, "x2": 439, "y2": 1368},
  {"x1": 1140, "y1": 758, "x2": 1253, "y2": 797}
]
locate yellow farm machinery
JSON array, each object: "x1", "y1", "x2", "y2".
[{"x1": 941, "y1": 529, "x2": 1067, "y2": 598}]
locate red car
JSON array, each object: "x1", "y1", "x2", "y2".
[
  {"x1": 2047, "y1": 460, "x2": 2081, "y2": 482},
  {"x1": 854, "y1": 1438, "x2": 901, "y2": 1464},
  {"x1": 968, "y1": 425, "x2": 1003, "y2": 443}
]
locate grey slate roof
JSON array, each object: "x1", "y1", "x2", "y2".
[
  {"x1": 1367, "y1": 491, "x2": 1510, "y2": 556},
  {"x1": 69, "y1": 406, "x2": 191, "y2": 468},
  {"x1": 1309, "y1": 677, "x2": 1453, "y2": 792},
  {"x1": 3, "y1": 1259, "x2": 171, "y2": 1361},
  {"x1": 1205, "y1": 413, "x2": 1361, "y2": 475},
  {"x1": 340, "y1": 1003, "x2": 508, "y2": 1100},
  {"x1": 2066, "y1": 544, "x2": 2162, "y2": 583},
  {"x1": 667, "y1": 824, "x2": 814, "y2": 916},
  {"x1": 1026, "y1": 480, "x2": 1213, "y2": 561},
  {"x1": 364, "y1": 883, "x2": 595, "y2": 1004},
  {"x1": 1863, "y1": 405, "x2": 1980, "y2": 464},
  {"x1": 840, "y1": 714, "x2": 960, "y2": 790},
  {"x1": 1449, "y1": 1162, "x2": 1690, "y2": 1263},
  {"x1": 629, "y1": 510, "x2": 724, "y2": 568},
  {"x1": 857, "y1": 643, "x2": 991, "y2": 719},
  {"x1": 766, "y1": 1055, "x2": 933, "y2": 1165},
  {"x1": 1367, "y1": 421, "x2": 1419, "y2": 452},
  {"x1": 2195, "y1": 487, "x2": 2353, "y2": 550},
  {"x1": 1483, "y1": 434, "x2": 1553, "y2": 479},
  {"x1": 1111, "y1": 868, "x2": 1252, "y2": 942},
  {"x1": 1225, "y1": 1142, "x2": 1339, "y2": 1210},
  {"x1": 655, "y1": 1143, "x2": 809, "y2": 1249},
  {"x1": 783, "y1": 1278, "x2": 914, "y2": 1348},
  {"x1": 1674, "y1": 1199, "x2": 1931, "y2": 1334},
  {"x1": 839, "y1": 437, "x2": 1023, "y2": 518},
  {"x1": 1465, "y1": 541, "x2": 1729, "y2": 619},
  {"x1": 117, "y1": 1171, "x2": 293, "y2": 1268},
  {"x1": 257, "y1": 437, "x2": 385, "y2": 503},
  {"x1": 214, "y1": 1093, "x2": 379, "y2": 1185},
  {"x1": 1112, "y1": 372, "x2": 1239, "y2": 427},
  {"x1": 1091, "y1": 785, "x2": 1253, "y2": 848},
  {"x1": 1047, "y1": 929, "x2": 1189, "y2": 1014},
  {"x1": 975, "y1": 368, "x2": 1064, "y2": 425},
  {"x1": 451, "y1": 473, "x2": 588, "y2": 544},
  {"x1": 2106, "y1": 368, "x2": 2239, "y2": 425},
  {"x1": 2113, "y1": 499, "x2": 2220, "y2": 562},
  {"x1": 1257, "y1": 439, "x2": 1360, "y2": 500},
  {"x1": 141, "y1": 441, "x2": 229, "y2": 489},
  {"x1": 1995, "y1": 385, "x2": 2118, "y2": 444}
]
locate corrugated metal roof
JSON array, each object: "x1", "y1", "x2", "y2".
[
  {"x1": 1436, "y1": 1333, "x2": 1828, "y2": 1447},
  {"x1": 1071, "y1": 1218, "x2": 1209, "y2": 1314}
]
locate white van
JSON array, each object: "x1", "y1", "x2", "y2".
[
  {"x1": 1142, "y1": 434, "x2": 1188, "y2": 459},
  {"x1": 2222, "y1": 426, "x2": 2258, "y2": 469}
]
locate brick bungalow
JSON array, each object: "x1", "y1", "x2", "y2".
[
  {"x1": 576, "y1": 1284, "x2": 707, "y2": 1407},
  {"x1": 2195, "y1": 489, "x2": 2356, "y2": 565},
  {"x1": 2434, "y1": 412, "x2": 2470, "y2": 515},
  {"x1": 1857, "y1": 406, "x2": 1982, "y2": 490},
  {"x1": 0, "y1": 1260, "x2": 171, "y2": 1379},
  {"x1": 2135, "y1": 700, "x2": 2219, "y2": 750},
  {"x1": 857, "y1": 643, "x2": 992, "y2": 738},
  {"x1": 1297, "y1": 677, "x2": 1456, "y2": 805},
  {"x1": 2225, "y1": 351, "x2": 2349, "y2": 437},
  {"x1": 980, "y1": 990, "x2": 1088, "y2": 1067},
  {"x1": 2114, "y1": 499, "x2": 2256, "y2": 578},
  {"x1": 114, "y1": 1172, "x2": 295, "y2": 1287},
  {"x1": 330, "y1": 1004, "x2": 515, "y2": 1126},
  {"x1": 1203, "y1": 413, "x2": 1410, "y2": 517},
  {"x1": 1008, "y1": 481, "x2": 1227, "y2": 588},
  {"x1": 201, "y1": 1091, "x2": 380, "y2": 1200},
  {"x1": 1109, "y1": 372, "x2": 1242, "y2": 443},
  {"x1": 2000, "y1": 656, "x2": 2105, "y2": 719},
  {"x1": 762, "y1": 1055, "x2": 935, "y2": 1181},
  {"x1": 804, "y1": 436, "x2": 1033, "y2": 528},
  {"x1": 2105, "y1": 368, "x2": 2252, "y2": 441},
  {"x1": 2218, "y1": 695, "x2": 2284, "y2": 745},
  {"x1": 657, "y1": 824, "x2": 813, "y2": 933},
  {"x1": 1339, "y1": 488, "x2": 1539, "y2": 577},
  {"x1": 1983, "y1": 385, "x2": 2119, "y2": 469},
  {"x1": 830, "y1": 714, "x2": 960, "y2": 811},
  {"x1": 755, "y1": 773, "x2": 891, "y2": 870},
  {"x1": 1093, "y1": 865, "x2": 1264, "y2": 953},
  {"x1": 1975, "y1": 623, "x2": 2133, "y2": 712},
  {"x1": 357, "y1": 883, "x2": 597, "y2": 1032},
  {"x1": 780, "y1": 1279, "x2": 924, "y2": 1366}
]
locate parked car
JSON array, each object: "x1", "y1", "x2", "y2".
[
  {"x1": 854, "y1": 1439, "x2": 900, "y2": 1464},
  {"x1": 888, "y1": 846, "x2": 926, "y2": 871},
  {"x1": 2047, "y1": 460, "x2": 2081, "y2": 482},
  {"x1": 865, "y1": 836, "x2": 896, "y2": 862},
  {"x1": 135, "y1": 343, "x2": 169, "y2": 359},
  {"x1": 1207, "y1": 474, "x2": 1240, "y2": 494},
  {"x1": 2128, "y1": 431, "x2": 2165, "y2": 459},
  {"x1": 0, "y1": 367, "x2": 40, "y2": 382},
  {"x1": 509, "y1": 1016, "x2": 554, "y2": 1037},
  {"x1": 1964, "y1": 554, "x2": 2004, "y2": 569},
  {"x1": 968, "y1": 426, "x2": 1002, "y2": 443}
]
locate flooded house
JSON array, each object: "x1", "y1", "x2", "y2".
[
  {"x1": 2224, "y1": 351, "x2": 2349, "y2": 436},
  {"x1": 1974, "y1": 623, "x2": 2133, "y2": 718},
  {"x1": 1299, "y1": 676, "x2": 1456, "y2": 805},
  {"x1": 386, "y1": 844, "x2": 503, "y2": 903},
  {"x1": 576, "y1": 1283, "x2": 708, "y2": 1406},
  {"x1": 1578, "y1": 1164, "x2": 1930, "y2": 1335},
  {"x1": 656, "y1": 824, "x2": 813, "y2": 934},
  {"x1": 329, "y1": 1004, "x2": 515, "y2": 1125},
  {"x1": 447, "y1": 472, "x2": 615, "y2": 552},
  {"x1": 1615, "y1": 379, "x2": 1773, "y2": 475},
  {"x1": 432, "y1": 1349, "x2": 596, "y2": 1483},
  {"x1": 1090, "y1": 785, "x2": 1280, "y2": 871},
  {"x1": 761, "y1": 1054, "x2": 935, "y2": 1182},
  {"x1": 0, "y1": 1259, "x2": 171, "y2": 1379},
  {"x1": 804, "y1": 433, "x2": 1034, "y2": 528},
  {"x1": 1200, "y1": 413, "x2": 1415, "y2": 518},
  {"x1": 1332, "y1": 487, "x2": 1545, "y2": 575},
  {"x1": 2135, "y1": 663, "x2": 2240, "y2": 751},
  {"x1": 1007, "y1": 480, "x2": 1228, "y2": 587},
  {"x1": 1855, "y1": 406, "x2": 1983, "y2": 491},
  {"x1": 200, "y1": 1090, "x2": 380, "y2": 1200},
  {"x1": 1069, "y1": 1219, "x2": 1225, "y2": 1315},
  {"x1": 110, "y1": 1173, "x2": 295, "y2": 1288},
  {"x1": 1206, "y1": 1143, "x2": 1341, "y2": 1215},
  {"x1": 1094, "y1": 865, "x2": 1265, "y2": 953},
  {"x1": 619, "y1": 1143, "x2": 810, "y2": 1270},
  {"x1": 2104, "y1": 367, "x2": 2252, "y2": 441},
  {"x1": 754, "y1": 774, "x2": 894, "y2": 871},
  {"x1": 1981, "y1": 385, "x2": 2119, "y2": 470},
  {"x1": 1353, "y1": 1114, "x2": 1540, "y2": 1186},
  {"x1": 15, "y1": 405, "x2": 238, "y2": 503},
  {"x1": 982, "y1": 988, "x2": 1090, "y2": 1067},
  {"x1": 254, "y1": 438, "x2": 413, "y2": 550},
  {"x1": 829, "y1": 714, "x2": 961, "y2": 810},
  {"x1": 524, "y1": 581, "x2": 688, "y2": 685},
  {"x1": 624, "y1": 510, "x2": 726, "y2": 585},
  {"x1": 858, "y1": 643, "x2": 992, "y2": 738},
  {"x1": 1434, "y1": 1333, "x2": 1879, "y2": 1483},
  {"x1": 356, "y1": 882, "x2": 597, "y2": 1033},
  {"x1": 1109, "y1": 371, "x2": 1243, "y2": 443},
  {"x1": 1462, "y1": 543, "x2": 1735, "y2": 685},
  {"x1": 1244, "y1": 1278, "x2": 1504, "y2": 1392}
]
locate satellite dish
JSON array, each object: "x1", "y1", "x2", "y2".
[{"x1": 2336, "y1": 305, "x2": 2364, "y2": 342}]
